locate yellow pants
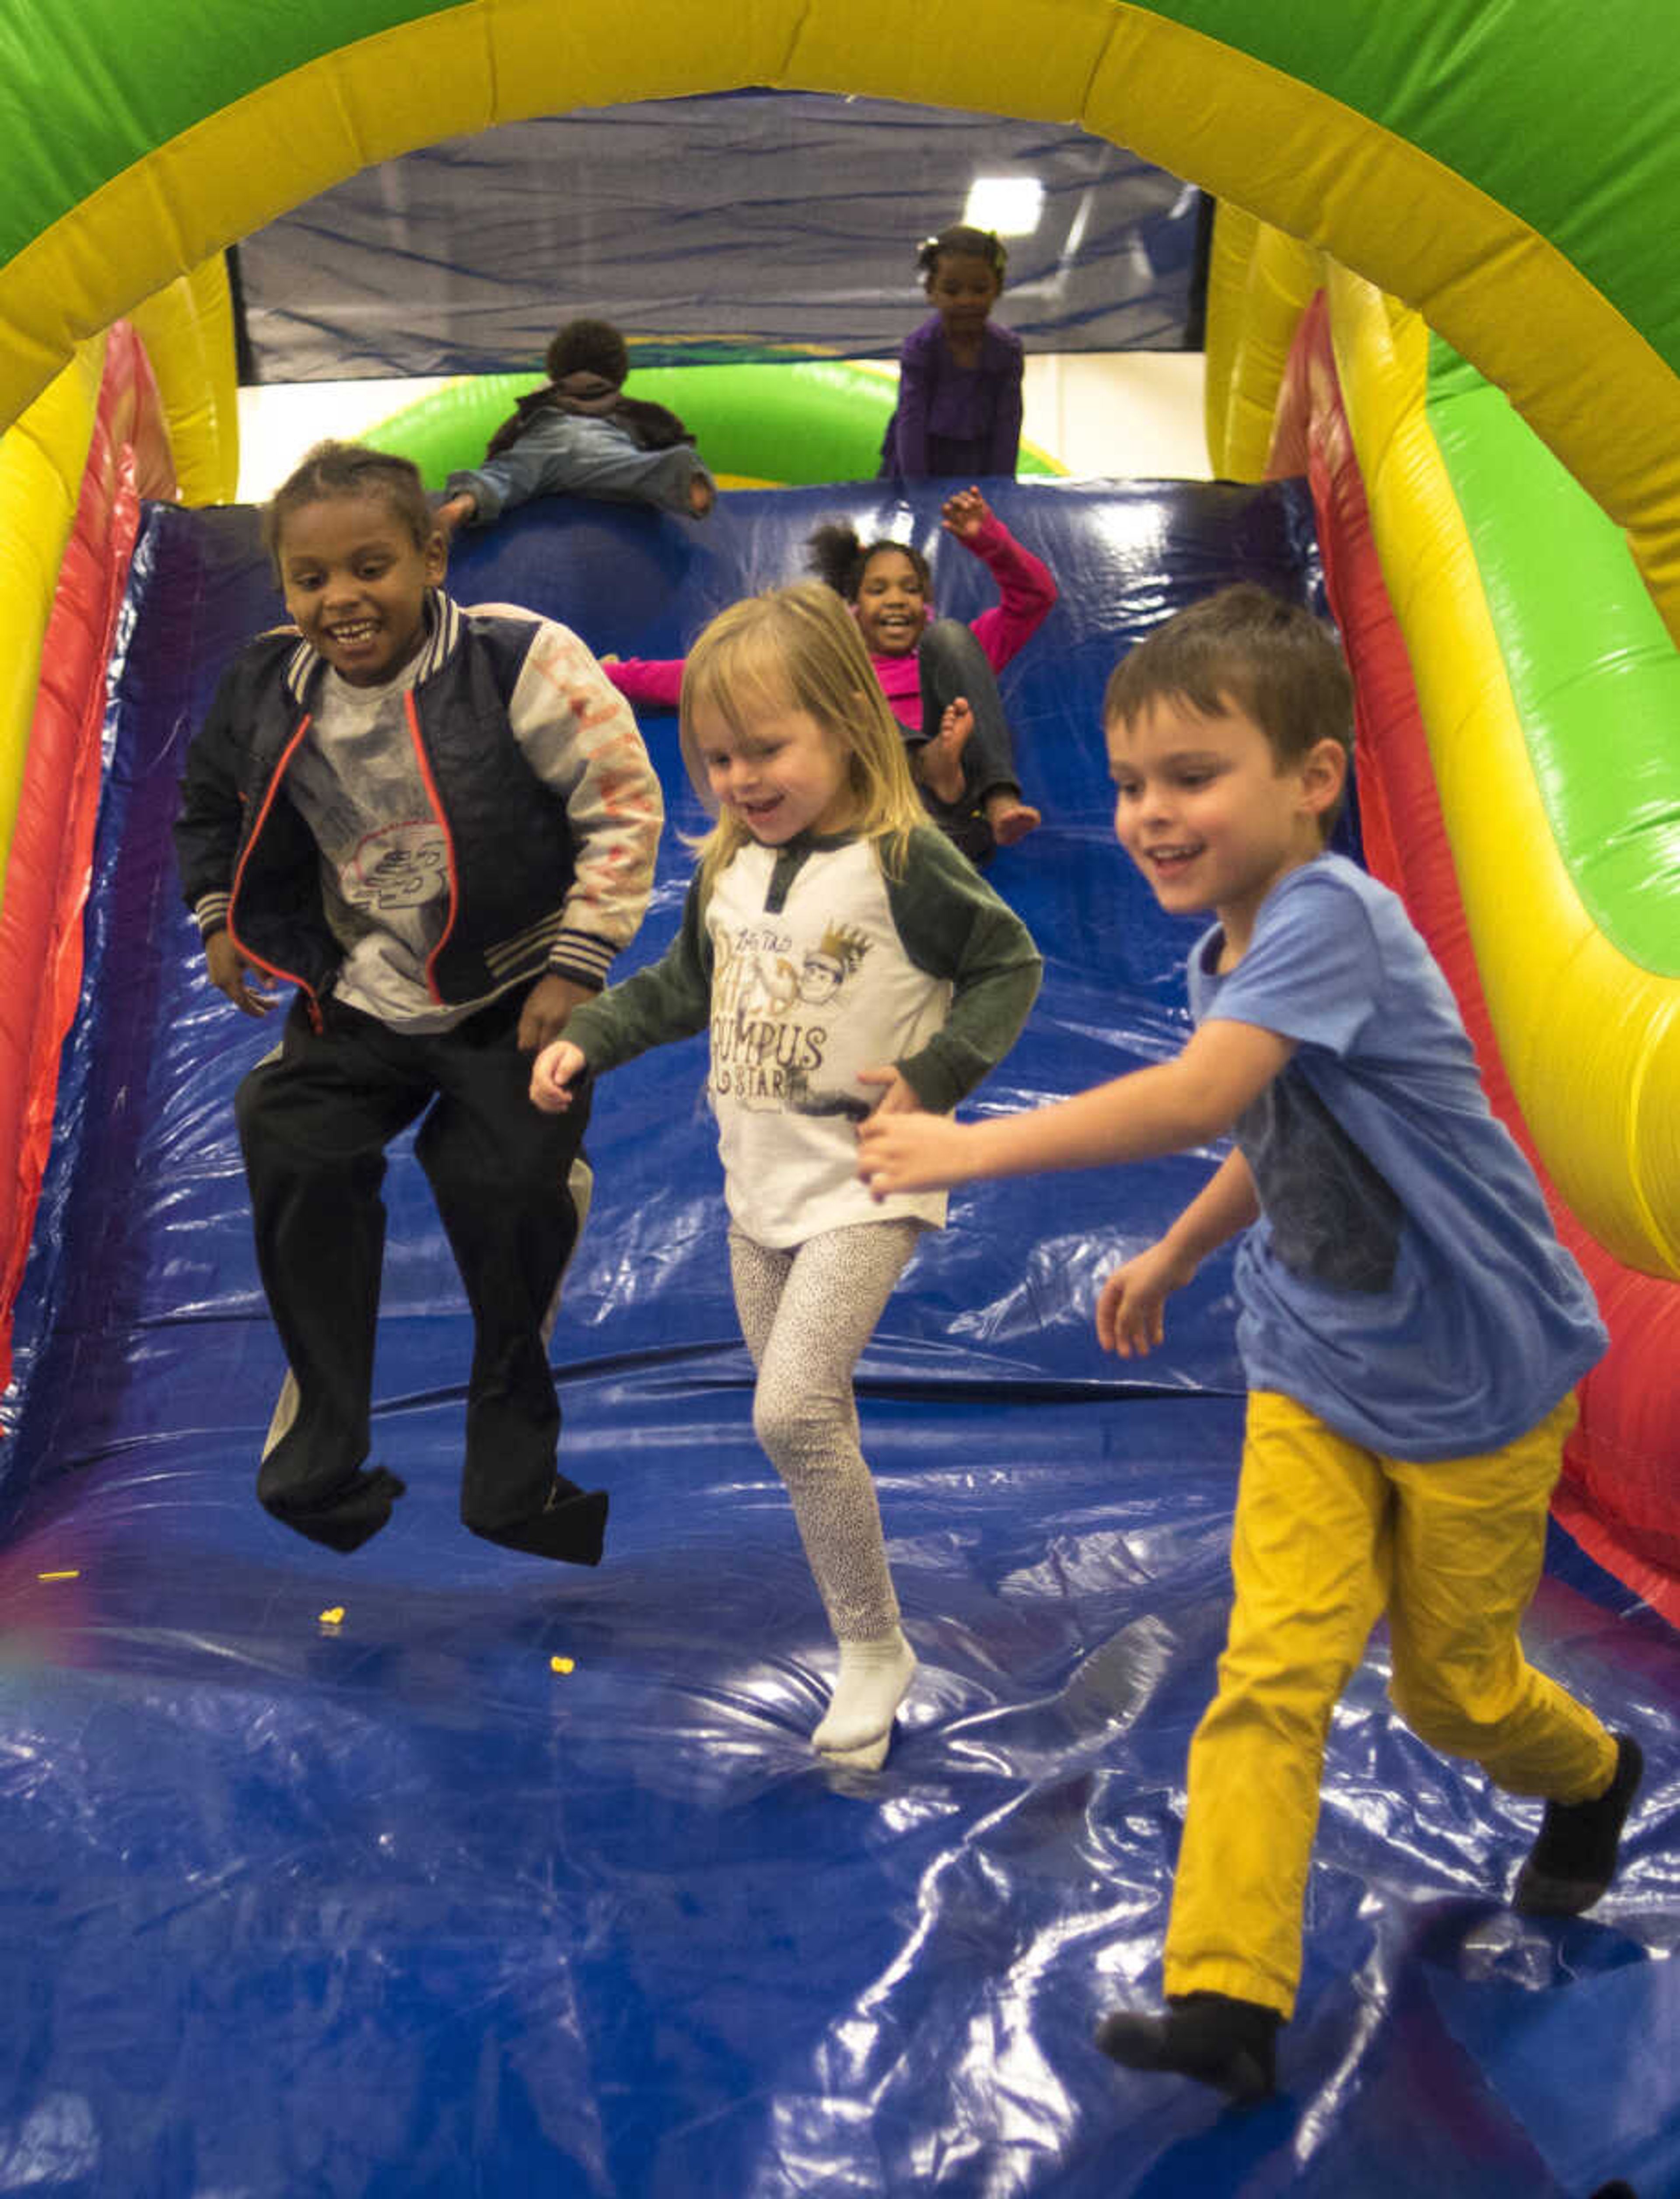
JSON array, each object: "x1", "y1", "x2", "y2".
[{"x1": 1162, "y1": 1389, "x2": 1617, "y2": 2020}]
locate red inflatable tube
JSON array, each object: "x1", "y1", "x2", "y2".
[
  {"x1": 0, "y1": 324, "x2": 175, "y2": 1396},
  {"x1": 1277, "y1": 294, "x2": 1680, "y2": 1624}
]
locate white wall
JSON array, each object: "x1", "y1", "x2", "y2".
[
  {"x1": 235, "y1": 352, "x2": 1209, "y2": 503},
  {"x1": 1022, "y1": 351, "x2": 1209, "y2": 480}
]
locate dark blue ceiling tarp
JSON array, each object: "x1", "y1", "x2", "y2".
[
  {"x1": 237, "y1": 93, "x2": 1204, "y2": 382},
  {"x1": 0, "y1": 477, "x2": 1674, "y2": 2198}
]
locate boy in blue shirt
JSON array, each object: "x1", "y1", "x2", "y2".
[{"x1": 856, "y1": 583, "x2": 1641, "y2": 2101}]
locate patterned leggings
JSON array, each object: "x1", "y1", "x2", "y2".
[{"x1": 728, "y1": 1219, "x2": 925, "y2": 1643}]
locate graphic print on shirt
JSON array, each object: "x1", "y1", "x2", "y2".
[
  {"x1": 1236, "y1": 1065, "x2": 1404, "y2": 1293},
  {"x1": 340, "y1": 819, "x2": 450, "y2": 913},
  {"x1": 711, "y1": 917, "x2": 872, "y2": 1116}
]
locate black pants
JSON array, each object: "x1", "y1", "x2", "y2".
[
  {"x1": 235, "y1": 989, "x2": 592, "y2": 1546},
  {"x1": 910, "y1": 619, "x2": 1023, "y2": 863}
]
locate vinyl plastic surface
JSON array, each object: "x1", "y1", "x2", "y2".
[
  {"x1": 1, "y1": 480, "x2": 1673, "y2": 2197},
  {"x1": 238, "y1": 93, "x2": 1202, "y2": 382}
]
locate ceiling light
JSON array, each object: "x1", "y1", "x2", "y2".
[{"x1": 960, "y1": 176, "x2": 1044, "y2": 237}]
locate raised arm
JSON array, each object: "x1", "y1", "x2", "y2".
[{"x1": 945, "y1": 495, "x2": 1056, "y2": 671}]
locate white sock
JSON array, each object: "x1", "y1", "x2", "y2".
[{"x1": 812, "y1": 1629, "x2": 917, "y2": 1758}]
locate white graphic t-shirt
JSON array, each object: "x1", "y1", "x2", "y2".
[
  {"x1": 704, "y1": 839, "x2": 952, "y2": 1242},
  {"x1": 284, "y1": 662, "x2": 462, "y2": 1028}
]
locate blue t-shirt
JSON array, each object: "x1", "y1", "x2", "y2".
[{"x1": 1188, "y1": 855, "x2": 1606, "y2": 1459}]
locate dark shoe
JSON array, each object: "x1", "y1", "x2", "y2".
[
  {"x1": 1095, "y1": 1990, "x2": 1279, "y2": 2102},
  {"x1": 1512, "y1": 1733, "x2": 1643, "y2": 1915},
  {"x1": 262, "y1": 1465, "x2": 407, "y2": 1553},
  {"x1": 470, "y1": 1481, "x2": 608, "y2": 1566}
]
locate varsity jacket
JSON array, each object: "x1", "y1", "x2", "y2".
[{"x1": 173, "y1": 592, "x2": 662, "y2": 1024}]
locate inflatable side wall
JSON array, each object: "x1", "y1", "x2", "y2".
[{"x1": 1216, "y1": 221, "x2": 1680, "y2": 1619}]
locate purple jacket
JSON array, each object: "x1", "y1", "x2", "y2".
[{"x1": 879, "y1": 316, "x2": 1024, "y2": 480}]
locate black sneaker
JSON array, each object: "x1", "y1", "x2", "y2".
[
  {"x1": 1512, "y1": 1733, "x2": 1643, "y2": 1915},
  {"x1": 1095, "y1": 1990, "x2": 1279, "y2": 2102}
]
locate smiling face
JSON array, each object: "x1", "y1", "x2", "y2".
[
  {"x1": 1107, "y1": 692, "x2": 1345, "y2": 957},
  {"x1": 926, "y1": 251, "x2": 1003, "y2": 340},
  {"x1": 852, "y1": 547, "x2": 929, "y2": 657},
  {"x1": 277, "y1": 492, "x2": 445, "y2": 687},
  {"x1": 692, "y1": 694, "x2": 858, "y2": 846}
]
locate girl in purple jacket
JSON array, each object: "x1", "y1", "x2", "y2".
[{"x1": 878, "y1": 226, "x2": 1023, "y2": 482}]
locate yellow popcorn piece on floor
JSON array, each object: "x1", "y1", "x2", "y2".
[
  {"x1": 550, "y1": 1655, "x2": 575, "y2": 1675},
  {"x1": 318, "y1": 1606, "x2": 346, "y2": 1627}
]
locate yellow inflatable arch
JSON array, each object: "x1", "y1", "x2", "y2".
[{"x1": 4, "y1": 1, "x2": 1680, "y2": 631}]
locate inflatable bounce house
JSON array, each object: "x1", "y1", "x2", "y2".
[{"x1": 0, "y1": 5, "x2": 1676, "y2": 2193}]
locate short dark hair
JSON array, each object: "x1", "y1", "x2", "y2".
[
  {"x1": 546, "y1": 317, "x2": 630, "y2": 387},
  {"x1": 805, "y1": 520, "x2": 931, "y2": 603},
  {"x1": 916, "y1": 224, "x2": 1007, "y2": 286},
  {"x1": 1104, "y1": 583, "x2": 1353, "y2": 783},
  {"x1": 261, "y1": 440, "x2": 434, "y2": 573}
]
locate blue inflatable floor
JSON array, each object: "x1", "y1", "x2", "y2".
[{"x1": 1, "y1": 480, "x2": 1674, "y2": 2198}]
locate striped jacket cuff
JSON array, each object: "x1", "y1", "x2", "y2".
[{"x1": 546, "y1": 930, "x2": 615, "y2": 991}]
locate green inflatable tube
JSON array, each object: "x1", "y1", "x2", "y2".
[
  {"x1": 1424, "y1": 332, "x2": 1680, "y2": 977},
  {"x1": 365, "y1": 358, "x2": 1064, "y2": 488}
]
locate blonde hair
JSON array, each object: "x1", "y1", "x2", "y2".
[{"x1": 679, "y1": 582, "x2": 927, "y2": 889}]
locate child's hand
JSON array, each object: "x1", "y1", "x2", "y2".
[
  {"x1": 1095, "y1": 1242, "x2": 1198, "y2": 1357},
  {"x1": 857, "y1": 1107, "x2": 975, "y2": 1197},
  {"x1": 856, "y1": 1065, "x2": 919, "y2": 1116},
  {"x1": 940, "y1": 486, "x2": 991, "y2": 541},
  {"x1": 205, "y1": 929, "x2": 276, "y2": 1018},
  {"x1": 434, "y1": 493, "x2": 475, "y2": 540},
  {"x1": 687, "y1": 475, "x2": 716, "y2": 519},
  {"x1": 518, "y1": 973, "x2": 592, "y2": 1055},
  {"x1": 530, "y1": 1038, "x2": 587, "y2": 1113}
]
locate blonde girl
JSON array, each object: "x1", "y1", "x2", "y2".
[{"x1": 533, "y1": 583, "x2": 1040, "y2": 1769}]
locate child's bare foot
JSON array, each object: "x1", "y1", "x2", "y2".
[
  {"x1": 919, "y1": 697, "x2": 973, "y2": 805},
  {"x1": 985, "y1": 790, "x2": 1042, "y2": 847}
]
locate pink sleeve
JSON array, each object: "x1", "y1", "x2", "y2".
[
  {"x1": 964, "y1": 516, "x2": 1057, "y2": 672},
  {"x1": 604, "y1": 656, "x2": 685, "y2": 710}
]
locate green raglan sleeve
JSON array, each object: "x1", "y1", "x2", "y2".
[
  {"x1": 884, "y1": 827, "x2": 1043, "y2": 1112},
  {"x1": 561, "y1": 873, "x2": 714, "y2": 1074}
]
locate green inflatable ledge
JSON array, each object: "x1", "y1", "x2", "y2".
[
  {"x1": 1424, "y1": 333, "x2": 1680, "y2": 978},
  {"x1": 365, "y1": 358, "x2": 1064, "y2": 489}
]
